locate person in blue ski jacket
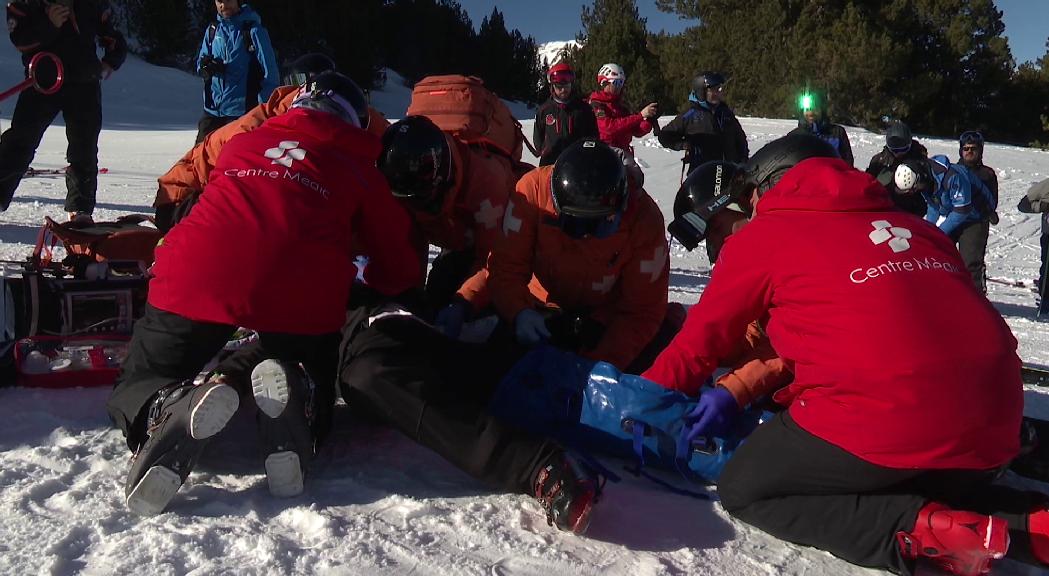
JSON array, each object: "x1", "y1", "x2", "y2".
[
  {"x1": 195, "y1": 0, "x2": 278, "y2": 143},
  {"x1": 924, "y1": 154, "x2": 996, "y2": 292}
]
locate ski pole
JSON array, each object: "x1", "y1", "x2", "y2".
[{"x1": 0, "y1": 52, "x2": 64, "y2": 103}]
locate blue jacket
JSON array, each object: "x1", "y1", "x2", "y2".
[
  {"x1": 197, "y1": 4, "x2": 278, "y2": 117},
  {"x1": 923, "y1": 156, "x2": 994, "y2": 237}
]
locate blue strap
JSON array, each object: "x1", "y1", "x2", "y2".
[{"x1": 632, "y1": 420, "x2": 647, "y2": 468}]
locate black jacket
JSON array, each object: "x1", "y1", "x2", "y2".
[
  {"x1": 533, "y1": 95, "x2": 599, "y2": 166},
  {"x1": 960, "y1": 158, "x2": 999, "y2": 224},
  {"x1": 866, "y1": 140, "x2": 930, "y2": 217},
  {"x1": 657, "y1": 101, "x2": 748, "y2": 175},
  {"x1": 7, "y1": 0, "x2": 126, "y2": 84},
  {"x1": 789, "y1": 119, "x2": 854, "y2": 167}
]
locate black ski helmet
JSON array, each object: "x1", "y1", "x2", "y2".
[
  {"x1": 551, "y1": 139, "x2": 627, "y2": 218},
  {"x1": 377, "y1": 115, "x2": 453, "y2": 213},
  {"x1": 885, "y1": 121, "x2": 912, "y2": 152},
  {"x1": 691, "y1": 71, "x2": 725, "y2": 101},
  {"x1": 668, "y1": 160, "x2": 744, "y2": 251},
  {"x1": 732, "y1": 133, "x2": 838, "y2": 209},
  {"x1": 283, "y1": 53, "x2": 336, "y2": 87},
  {"x1": 294, "y1": 71, "x2": 370, "y2": 129}
]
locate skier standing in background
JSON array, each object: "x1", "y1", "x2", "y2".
[
  {"x1": 588, "y1": 63, "x2": 658, "y2": 157},
  {"x1": 788, "y1": 89, "x2": 852, "y2": 166},
  {"x1": 195, "y1": 0, "x2": 279, "y2": 143},
  {"x1": 533, "y1": 62, "x2": 598, "y2": 166},
  {"x1": 0, "y1": 0, "x2": 127, "y2": 223},
  {"x1": 658, "y1": 71, "x2": 748, "y2": 177},
  {"x1": 866, "y1": 121, "x2": 930, "y2": 217}
]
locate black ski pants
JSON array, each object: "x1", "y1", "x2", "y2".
[
  {"x1": 195, "y1": 113, "x2": 237, "y2": 145},
  {"x1": 1039, "y1": 233, "x2": 1048, "y2": 314},
  {"x1": 718, "y1": 411, "x2": 1042, "y2": 575},
  {"x1": 955, "y1": 220, "x2": 990, "y2": 294},
  {"x1": 338, "y1": 308, "x2": 556, "y2": 494},
  {"x1": 107, "y1": 303, "x2": 339, "y2": 450},
  {"x1": 0, "y1": 80, "x2": 102, "y2": 213}
]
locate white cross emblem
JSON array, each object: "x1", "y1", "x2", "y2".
[
  {"x1": 868, "y1": 220, "x2": 912, "y2": 253},
  {"x1": 639, "y1": 245, "x2": 667, "y2": 282},
  {"x1": 475, "y1": 199, "x2": 503, "y2": 230},
  {"x1": 592, "y1": 275, "x2": 615, "y2": 294},
  {"x1": 264, "y1": 141, "x2": 306, "y2": 167},
  {"x1": 503, "y1": 200, "x2": 522, "y2": 235}
]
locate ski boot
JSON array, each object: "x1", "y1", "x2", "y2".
[
  {"x1": 532, "y1": 452, "x2": 603, "y2": 534},
  {"x1": 125, "y1": 378, "x2": 240, "y2": 516},
  {"x1": 896, "y1": 502, "x2": 1009, "y2": 576},
  {"x1": 250, "y1": 359, "x2": 315, "y2": 498}
]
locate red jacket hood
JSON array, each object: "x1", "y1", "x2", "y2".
[
  {"x1": 588, "y1": 90, "x2": 621, "y2": 105},
  {"x1": 755, "y1": 157, "x2": 893, "y2": 216}
]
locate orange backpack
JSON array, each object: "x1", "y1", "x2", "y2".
[{"x1": 407, "y1": 75, "x2": 536, "y2": 161}]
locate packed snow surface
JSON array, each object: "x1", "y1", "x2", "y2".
[{"x1": 0, "y1": 52, "x2": 1047, "y2": 575}]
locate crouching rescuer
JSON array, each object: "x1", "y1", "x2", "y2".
[{"x1": 106, "y1": 72, "x2": 422, "y2": 516}]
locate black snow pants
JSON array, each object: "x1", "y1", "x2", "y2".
[
  {"x1": 337, "y1": 306, "x2": 557, "y2": 494},
  {"x1": 107, "y1": 303, "x2": 339, "y2": 450},
  {"x1": 955, "y1": 220, "x2": 990, "y2": 295},
  {"x1": 717, "y1": 411, "x2": 1043, "y2": 575},
  {"x1": 0, "y1": 80, "x2": 102, "y2": 214},
  {"x1": 194, "y1": 113, "x2": 237, "y2": 145}
]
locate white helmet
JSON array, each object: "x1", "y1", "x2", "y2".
[
  {"x1": 597, "y1": 63, "x2": 626, "y2": 88},
  {"x1": 894, "y1": 162, "x2": 919, "y2": 192}
]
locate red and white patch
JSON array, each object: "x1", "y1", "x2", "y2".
[{"x1": 545, "y1": 114, "x2": 556, "y2": 126}]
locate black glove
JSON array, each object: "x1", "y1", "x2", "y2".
[{"x1": 200, "y1": 56, "x2": 226, "y2": 77}]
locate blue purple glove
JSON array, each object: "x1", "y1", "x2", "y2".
[
  {"x1": 514, "y1": 308, "x2": 551, "y2": 345},
  {"x1": 681, "y1": 386, "x2": 741, "y2": 447},
  {"x1": 435, "y1": 300, "x2": 468, "y2": 339}
]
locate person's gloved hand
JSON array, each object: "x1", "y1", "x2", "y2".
[
  {"x1": 435, "y1": 300, "x2": 469, "y2": 339},
  {"x1": 200, "y1": 56, "x2": 226, "y2": 77},
  {"x1": 514, "y1": 308, "x2": 551, "y2": 345},
  {"x1": 682, "y1": 386, "x2": 741, "y2": 446}
]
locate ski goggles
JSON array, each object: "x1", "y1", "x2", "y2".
[
  {"x1": 888, "y1": 142, "x2": 912, "y2": 155},
  {"x1": 960, "y1": 130, "x2": 984, "y2": 149},
  {"x1": 599, "y1": 78, "x2": 625, "y2": 89},
  {"x1": 556, "y1": 212, "x2": 623, "y2": 239},
  {"x1": 667, "y1": 193, "x2": 738, "y2": 251}
]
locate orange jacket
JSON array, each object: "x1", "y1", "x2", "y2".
[
  {"x1": 717, "y1": 320, "x2": 792, "y2": 406},
  {"x1": 485, "y1": 165, "x2": 669, "y2": 369},
  {"x1": 411, "y1": 139, "x2": 522, "y2": 308},
  {"x1": 156, "y1": 85, "x2": 389, "y2": 207}
]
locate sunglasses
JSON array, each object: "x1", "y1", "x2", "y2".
[
  {"x1": 551, "y1": 82, "x2": 572, "y2": 89},
  {"x1": 708, "y1": 85, "x2": 725, "y2": 93},
  {"x1": 962, "y1": 145, "x2": 980, "y2": 152}
]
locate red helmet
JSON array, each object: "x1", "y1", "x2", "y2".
[{"x1": 547, "y1": 62, "x2": 574, "y2": 84}]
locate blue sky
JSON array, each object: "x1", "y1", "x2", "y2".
[{"x1": 456, "y1": 0, "x2": 1047, "y2": 65}]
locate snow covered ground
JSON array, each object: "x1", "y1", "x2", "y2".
[{"x1": 1, "y1": 54, "x2": 1048, "y2": 575}]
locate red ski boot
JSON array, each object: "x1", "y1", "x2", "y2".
[{"x1": 896, "y1": 502, "x2": 1010, "y2": 576}]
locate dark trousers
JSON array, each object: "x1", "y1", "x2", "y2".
[
  {"x1": 338, "y1": 309, "x2": 556, "y2": 494},
  {"x1": 195, "y1": 113, "x2": 236, "y2": 145},
  {"x1": 718, "y1": 411, "x2": 1041, "y2": 575},
  {"x1": 1039, "y1": 233, "x2": 1048, "y2": 314},
  {"x1": 106, "y1": 303, "x2": 338, "y2": 450},
  {"x1": 955, "y1": 220, "x2": 990, "y2": 294},
  {"x1": 0, "y1": 80, "x2": 102, "y2": 213}
]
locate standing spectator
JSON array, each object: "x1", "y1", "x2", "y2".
[
  {"x1": 1017, "y1": 178, "x2": 1049, "y2": 315},
  {"x1": 0, "y1": 0, "x2": 127, "y2": 223},
  {"x1": 588, "y1": 63, "x2": 657, "y2": 157},
  {"x1": 925, "y1": 154, "x2": 996, "y2": 294},
  {"x1": 957, "y1": 130, "x2": 999, "y2": 224},
  {"x1": 788, "y1": 90, "x2": 852, "y2": 166},
  {"x1": 195, "y1": 0, "x2": 278, "y2": 144},
  {"x1": 533, "y1": 62, "x2": 598, "y2": 166},
  {"x1": 865, "y1": 121, "x2": 929, "y2": 217},
  {"x1": 658, "y1": 71, "x2": 748, "y2": 177}
]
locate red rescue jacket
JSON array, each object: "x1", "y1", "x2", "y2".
[
  {"x1": 148, "y1": 108, "x2": 422, "y2": 334},
  {"x1": 644, "y1": 157, "x2": 1022, "y2": 470}
]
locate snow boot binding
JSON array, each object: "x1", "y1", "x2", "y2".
[
  {"x1": 125, "y1": 378, "x2": 240, "y2": 516},
  {"x1": 251, "y1": 359, "x2": 315, "y2": 498},
  {"x1": 532, "y1": 452, "x2": 603, "y2": 534},
  {"x1": 896, "y1": 502, "x2": 1010, "y2": 576}
]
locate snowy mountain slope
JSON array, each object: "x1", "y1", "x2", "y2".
[
  {"x1": 537, "y1": 40, "x2": 579, "y2": 68},
  {"x1": 0, "y1": 55, "x2": 1048, "y2": 575}
]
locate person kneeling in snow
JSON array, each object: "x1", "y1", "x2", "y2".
[
  {"x1": 644, "y1": 133, "x2": 1048, "y2": 575},
  {"x1": 483, "y1": 139, "x2": 681, "y2": 373},
  {"x1": 106, "y1": 72, "x2": 422, "y2": 516}
]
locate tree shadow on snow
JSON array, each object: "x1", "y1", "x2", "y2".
[{"x1": 0, "y1": 222, "x2": 44, "y2": 245}]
